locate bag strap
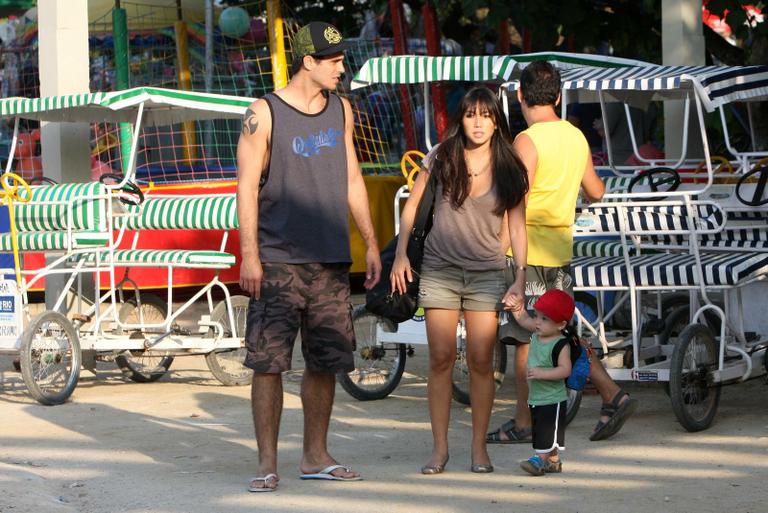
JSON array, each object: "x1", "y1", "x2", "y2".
[
  {"x1": 551, "y1": 332, "x2": 581, "y2": 367},
  {"x1": 551, "y1": 338, "x2": 569, "y2": 367},
  {"x1": 412, "y1": 170, "x2": 438, "y2": 238}
]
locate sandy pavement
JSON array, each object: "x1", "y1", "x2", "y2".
[{"x1": 1, "y1": 345, "x2": 767, "y2": 513}]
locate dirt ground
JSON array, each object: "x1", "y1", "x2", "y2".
[{"x1": 1, "y1": 344, "x2": 767, "y2": 513}]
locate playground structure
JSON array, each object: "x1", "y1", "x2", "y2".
[
  {"x1": 342, "y1": 54, "x2": 768, "y2": 432},
  {"x1": 0, "y1": 87, "x2": 258, "y2": 404}
]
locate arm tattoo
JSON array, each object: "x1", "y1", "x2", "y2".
[{"x1": 242, "y1": 108, "x2": 259, "y2": 136}]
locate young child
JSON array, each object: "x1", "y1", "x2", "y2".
[{"x1": 506, "y1": 289, "x2": 574, "y2": 476}]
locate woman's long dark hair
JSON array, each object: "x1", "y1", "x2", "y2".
[{"x1": 431, "y1": 86, "x2": 528, "y2": 215}]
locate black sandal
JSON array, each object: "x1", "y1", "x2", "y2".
[
  {"x1": 589, "y1": 390, "x2": 638, "y2": 441},
  {"x1": 486, "y1": 419, "x2": 532, "y2": 444}
]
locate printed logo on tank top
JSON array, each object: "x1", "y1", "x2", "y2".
[{"x1": 292, "y1": 127, "x2": 342, "y2": 158}]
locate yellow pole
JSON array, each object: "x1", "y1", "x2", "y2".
[
  {"x1": 266, "y1": 0, "x2": 288, "y2": 90},
  {"x1": 175, "y1": 17, "x2": 198, "y2": 164}
]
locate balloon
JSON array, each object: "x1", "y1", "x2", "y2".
[
  {"x1": 218, "y1": 6, "x2": 250, "y2": 38},
  {"x1": 248, "y1": 17, "x2": 267, "y2": 43}
]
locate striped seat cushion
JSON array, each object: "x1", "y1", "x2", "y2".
[
  {"x1": 575, "y1": 204, "x2": 723, "y2": 235},
  {"x1": 118, "y1": 196, "x2": 238, "y2": 230},
  {"x1": 573, "y1": 252, "x2": 768, "y2": 288},
  {"x1": 16, "y1": 182, "x2": 107, "y2": 232},
  {"x1": 651, "y1": 228, "x2": 768, "y2": 251},
  {"x1": 573, "y1": 239, "x2": 637, "y2": 257},
  {"x1": 84, "y1": 249, "x2": 235, "y2": 267},
  {"x1": 0, "y1": 231, "x2": 109, "y2": 251}
]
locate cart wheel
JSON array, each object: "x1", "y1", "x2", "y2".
[
  {"x1": 20, "y1": 310, "x2": 81, "y2": 405},
  {"x1": 669, "y1": 324, "x2": 721, "y2": 432},
  {"x1": 564, "y1": 388, "x2": 583, "y2": 426},
  {"x1": 338, "y1": 305, "x2": 406, "y2": 401},
  {"x1": 659, "y1": 305, "x2": 723, "y2": 396},
  {"x1": 204, "y1": 295, "x2": 253, "y2": 386},
  {"x1": 115, "y1": 294, "x2": 173, "y2": 383},
  {"x1": 452, "y1": 333, "x2": 507, "y2": 406}
]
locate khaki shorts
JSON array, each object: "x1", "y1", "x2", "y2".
[
  {"x1": 499, "y1": 258, "x2": 573, "y2": 344},
  {"x1": 418, "y1": 264, "x2": 506, "y2": 311}
]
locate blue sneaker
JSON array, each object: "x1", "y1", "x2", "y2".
[{"x1": 520, "y1": 456, "x2": 546, "y2": 476}]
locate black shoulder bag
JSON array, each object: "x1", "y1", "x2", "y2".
[{"x1": 365, "y1": 171, "x2": 438, "y2": 323}]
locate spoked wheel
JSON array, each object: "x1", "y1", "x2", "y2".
[
  {"x1": 204, "y1": 295, "x2": 253, "y2": 386},
  {"x1": 564, "y1": 388, "x2": 583, "y2": 426},
  {"x1": 452, "y1": 325, "x2": 507, "y2": 406},
  {"x1": 115, "y1": 294, "x2": 173, "y2": 383},
  {"x1": 669, "y1": 324, "x2": 721, "y2": 432},
  {"x1": 20, "y1": 311, "x2": 81, "y2": 405},
  {"x1": 338, "y1": 305, "x2": 406, "y2": 401}
]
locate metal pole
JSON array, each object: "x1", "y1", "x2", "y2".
[
  {"x1": 175, "y1": 0, "x2": 198, "y2": 164},
  {"x1": 112, "y1": 3, "x2": 133, "y2": 174},
  {"x1": 389, "y1": 0, "x2": 417, "y2": 151},
  {"x1": 266, "y1": 0, "x2": 288, "y2": 90},
  {"x1": 204, "y1": 0, "x2": 214, "y2": 163}
]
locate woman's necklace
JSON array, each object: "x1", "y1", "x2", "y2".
[{"x1": 467, "y1": 160, "x2": 491, "y2": 177}]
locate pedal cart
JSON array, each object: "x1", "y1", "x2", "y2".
[
  {"x1": 0, "y1": 87, "x2": 254, "y2": 405},
  {"x1": 497, "y1": 62, "x2": 768, "y2": 431}
]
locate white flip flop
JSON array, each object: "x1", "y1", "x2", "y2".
[
  {"x1": 248, "y1": 473, "x2": 278, "y2": 492},
  {"x1": 299, "y1": 464, "x2": 362, "y2": 481}
]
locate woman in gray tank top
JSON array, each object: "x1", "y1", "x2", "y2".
[{"x1": 391, "y1": 87, "x2": 529, "y2": 475}]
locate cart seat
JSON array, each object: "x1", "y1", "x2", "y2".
[
  {"x1": 117, "y1": 195, "x2": 237, "y2": 230},
  {"x1": 573, "y1": 239, "x2": 639, "y2": 257},
  {"x1": 8, "y1": 182, "x2": 109, "y2": 251},
  {"x1": 572, "y1": 251, "x2": 768, "y2": 288},
  {"x1": 82, "y1": 249, "x2": 235, "y2": 268},
  {"x1": 0, "y1": 231, "x2": 110, "y2": 251}
]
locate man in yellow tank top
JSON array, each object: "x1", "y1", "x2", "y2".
[{"x1": 486, "y1": 62, "x2": 638, "y2": 444}]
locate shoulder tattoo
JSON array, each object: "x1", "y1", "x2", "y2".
[{"x1": 242, "y1": 108, "x2": 259, "y2": 136}]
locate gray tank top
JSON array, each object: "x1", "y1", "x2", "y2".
[
  {"x1": 258, "y1": 92, "x2": 350, "y2": 264},
  {"x1": 421, "y1": 149, "x2": 507, "y2": 271}
]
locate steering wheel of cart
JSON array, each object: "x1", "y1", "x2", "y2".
[
  {"x1": 627, "y1": 167, "x2": 681, "y2": 200},
  {"x1": 1, "y1": 172, "x2": 32, "y2": 283},
  {"x1": 735, "y1": 165, "x2": 768, "y2": 206},
  {"x1": 99, "y1": 173, "x2": 145, "y2": 206},
  {"x1": 400, "y1": 150, "x2": 426, "y2": 191}
]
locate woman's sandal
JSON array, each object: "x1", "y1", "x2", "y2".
[
  {"x1": 589, "y1": 390, "x2": 639, "y2": 441},
  {"x1": 485, "y1": 419, "x2": 533, "y2": 444},
  {"x1": 421, "y1": 456, "x2": 449, "y2": 475}
]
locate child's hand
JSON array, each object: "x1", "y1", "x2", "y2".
[
  {"x1": 527, "y1": 367, "x2": 541, "y2": 379},
  {"x1": 503, "y1": 292, "x2": 523, "y2": 312}
]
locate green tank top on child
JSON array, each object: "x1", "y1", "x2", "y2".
[{"x1": 527, "y1": 334, "x2": 568, "y2": 406}]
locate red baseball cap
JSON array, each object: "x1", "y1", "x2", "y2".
[{"x1": 533, "y1": 289, "x2": 575, "y2": 324}]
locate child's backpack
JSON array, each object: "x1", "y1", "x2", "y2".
[{"x1": 551, "y1": 326, "x2": 590, "y2": 391}]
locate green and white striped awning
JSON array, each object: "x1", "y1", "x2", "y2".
[
  {"x1": 351, "y1": 52, "x2": 649, "y2": 89},
  {"x1": 0, "y1": 87, "x2": 253, "y2": 125}
]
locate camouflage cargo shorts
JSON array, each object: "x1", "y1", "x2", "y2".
[
  {"x1": 499, "y1": 257, "x2": 574, "y2": 344},
  {"x1": 243, "y1": 262, "x2": 355, "y2": 374}
]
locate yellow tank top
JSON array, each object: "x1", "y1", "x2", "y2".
[{"x1": 512, "y1": 120, "x2": 589, "y2": 267}]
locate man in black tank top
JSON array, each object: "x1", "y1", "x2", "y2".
[{"x1": 236, "y1": 22, "x2": 381, "y2": 492}]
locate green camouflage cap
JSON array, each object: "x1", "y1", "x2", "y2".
[{"x1": 293, "y1": 22, "x2": 351, "y2": 58}]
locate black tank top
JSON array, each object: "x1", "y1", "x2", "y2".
[{"x1": 258, "y1": 92, "x2": 350, "y2": 263}]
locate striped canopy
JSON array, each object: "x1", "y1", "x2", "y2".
[
  {"x1": 502, "y1": 65, "x2": 768, "y2": 111},
  {"x1": 351, "y1": 52, "x2": 649, "y2": 89},
  {"x1": 0, "y1": 87, "x2": 252, "y2": 125}
]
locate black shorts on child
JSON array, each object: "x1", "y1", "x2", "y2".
[{"x1": 531, "y1": 400, "x2": 567, "y2": 453}]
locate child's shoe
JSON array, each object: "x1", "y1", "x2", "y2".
[
  {"x1": 520, "y1": 456, "x2": 546, "y2": 476},
  {"x1": 544, "y1": 459, "x2": 562, "y2": 473}
]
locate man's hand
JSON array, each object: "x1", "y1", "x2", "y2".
[
  {"x1": 239, "y1": 259, "x2": 263, "y2": 298},
  {"x1": 364, "y1": 246, "x2": 382, "y2": 290}
]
